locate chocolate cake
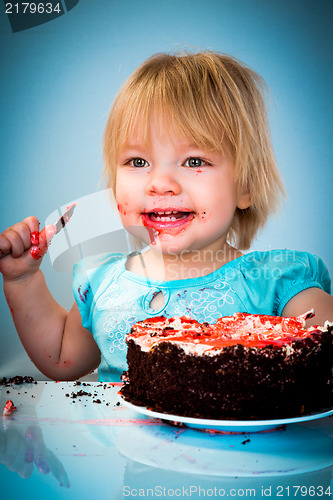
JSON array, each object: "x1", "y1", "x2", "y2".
[{"x1": 120, "y1": 311, "x2": 333, "y2": 420}]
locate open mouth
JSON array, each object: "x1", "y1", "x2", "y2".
[
  {"x1": 148, "y1": 210, "x2": 191, "y2": 222},
  {"x1": 141, "y1": 209, "x2": 195, "y2": 229}
]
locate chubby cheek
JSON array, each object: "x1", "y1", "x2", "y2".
[
  {"x1": 116, "y1": 181, "x2": 134, "y2": 220},
  {"x1": 195, "y1": 190, "x2": 237, "y2": 231},
  {"x1": 197, "y1": 210, "x2": 209, "y2": 222},
  {"x1": 116, "y1": 198, "x2": 134, "y2": 228},
  {"x1": 116, "y1": 198, "x2": 152, "y2": 246},
  {"x1": 117, "y1": 201, "x2": 129, "y2": 217},
  {"x1": 115, "y1": 191, "x2": 143, "y2": 232},
  {"x1": 116, "y1": 172, "x2": 144, "y2": 218}
]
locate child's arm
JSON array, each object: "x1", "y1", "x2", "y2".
[
  {"x1": 0, "y1": 217, "x2": 101, "y2": 380},
  {"x1": 282, "y1": 287, "x2": 333, "y2": 326}
]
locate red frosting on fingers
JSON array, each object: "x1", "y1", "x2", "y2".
[
  {"x1": 30, "y1": 225, "x2": 56, "y2": 260},
  {"x1": 30, "y1": 231, "x2": 39, "y2": 246}
]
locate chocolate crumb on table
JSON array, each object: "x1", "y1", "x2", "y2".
[{"x1": 0, "y1": 376, "x2": 36, "y2": 385}]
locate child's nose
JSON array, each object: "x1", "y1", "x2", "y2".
[{"x1": 145, "y1": 167, "x2": 181, "y2": 196}]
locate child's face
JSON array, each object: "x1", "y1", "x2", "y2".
[{"x1": 115, "y1": 118, "x2": 250, "y2": 256}]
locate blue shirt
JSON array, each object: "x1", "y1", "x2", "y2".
[{"x1": 72, "y1": 249, "x2": 331, "y2": 382}]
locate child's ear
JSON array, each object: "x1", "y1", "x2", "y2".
[{"x1": 237, "y1": 190, "x2": 251, "y2": 210}]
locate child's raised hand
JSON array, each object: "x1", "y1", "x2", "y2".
[{"x1": 0, "y1": 216, "x2": 56, "y2": 281}]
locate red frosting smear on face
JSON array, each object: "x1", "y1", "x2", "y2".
[
  {"x1": 117, "y1": 203, "x2": 127, "y2": 215},
  {"x1": 146, "y1": 226, "x2": 159, "y2": 246}
]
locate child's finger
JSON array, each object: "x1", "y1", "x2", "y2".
[
  {"x1": 0, "y1": 227, "x2": 26, "y2": 258},
  {"x1": 30, "y1": 231, "x2": 39, "y2": 246},
  {"x1": 21, "y1": 216, "x2": 40, "y2": 235},
  {"x1": 30, "y1": 225, "x2": 56, "y2": 261},
  {"x1": 0, "y1": 231, "x2": 12, "y2": 257},
  {"x1": 13, "y1": 221, "x2": 36, "y2": 251},
  {"x1": 39, "y1": 225, "x2": 57, "y2": 247},
  {"x1": 0, "y1": 219, "x2": 38, "y2": 258}
]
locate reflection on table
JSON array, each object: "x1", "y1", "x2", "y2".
[{"x1": 0, "y1": 381, "x2": 332, "y2": 499}]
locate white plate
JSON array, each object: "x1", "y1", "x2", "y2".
[
  {"x1": 119, "y1": 395, "x2": 333, "y2": 432},
  {"x1": 115, "y1": 418, "x2": 333, "y2": 477}
]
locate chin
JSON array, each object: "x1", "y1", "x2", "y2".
[{"x1": 151, "y1": 235, "x2": 196, "y2": 256}]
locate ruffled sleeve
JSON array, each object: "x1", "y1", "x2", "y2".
[
  {"x1": 235, "y1": 250, "x2": 331, "y2": 317},
  {"x1": 72, "y1": 252, "x2": 124, "y2": 331},
  {"x1": 273, "y1": 251, "x2": 331, "y2": 316}
]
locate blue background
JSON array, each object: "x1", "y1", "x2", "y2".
[{"x1": 0, "y1": 0, "x2": 332, "y2": 378}]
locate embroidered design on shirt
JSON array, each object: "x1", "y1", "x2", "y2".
[
  {"x1": 176, "y1": 280, "x2": 235, "y2": 323},
  {"x1": 97, "y1": 287, "x2": 138, "y2": 354}
]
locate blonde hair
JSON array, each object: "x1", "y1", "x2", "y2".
[{"x1": 103, "y1": 50, "x2": 284, "y2": 249}]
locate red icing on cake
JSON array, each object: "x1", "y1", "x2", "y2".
[{"x1": 127, "y1": 310, "x2": 320, "y2": 352}]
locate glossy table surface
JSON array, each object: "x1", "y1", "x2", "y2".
[{"x1": 0, "y1": 381, "x2": 332, "y2": 499}]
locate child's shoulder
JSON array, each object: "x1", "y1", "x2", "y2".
[
  {"x1": 237, "y1": 248, "x2": 330, "y2": 292},
  {"x1": 242, "y1": 249, "x2": 324, "y2": 267},
  {"x1": 230, "y1": 249, "x2": 331, "y2": 316}
]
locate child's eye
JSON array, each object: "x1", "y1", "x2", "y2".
[
  {"x1": 127, "y1": 158, "x2": 149, "y2": 168},
  {"x1": 183, "y1": 157, "x2": 210, "y2": 168}
]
